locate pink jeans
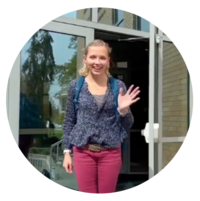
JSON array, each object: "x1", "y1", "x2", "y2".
[{"x1": 73, "y1": 146, "x2": 122, "y2": 194}]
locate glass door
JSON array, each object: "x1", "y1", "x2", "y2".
[{"x1": 8, "y1": 20, "x2": 94, "y2": 190}]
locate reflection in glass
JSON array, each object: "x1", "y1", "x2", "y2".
[
  {"x1": 137, "y1": 17, "x2": 150, "y2": 32},
  {"x1": 112, "y1": 9, "x2": 124, "y2": 27},
  {"x1": 140, "y1": 15, "x2": 150, "y2": 32},
  {"x1": 19, "y1": 30, "x2": 85, "y2": 190}
]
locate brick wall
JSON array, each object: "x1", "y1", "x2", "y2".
[
  {"x1": 124, "y1": 12, "x2": 137, "y2": 29},
  {"x1": 77, "y1": 9, "x2": 91, "y2": 21},
  {"x1": 77, "y1": 8, "x2": 138, "y2": 30},
  {"x1": 163, "y1": 142, "x2": 182, "y2": 168},
  {"x1": 98, "y1": 8, "x2": 113, "y2": 25},
  {"x1": 162, "y1": 42, "x2": 188, "y2": 168}
]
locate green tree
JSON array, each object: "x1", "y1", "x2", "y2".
[
  {"x1": 55, "y1": 36, "x2": 77, "y2": 89},
  {"x1": 68, "y1": 36, "x2": 77, "y2": 49},
  {"x1": 56, "y1": 52, "x2": 77, "y2": 88},
  {"x1": 50, "y1": 97, "x2": 59, "y2": 121},
  {"x1": 22, "y1": 30, "x2": 56, "y2": 108},
  {"x1": 21, "y1": 30, "x2": 57, "y2": 148},
  {"x1": 53, "y1": 112, "x2": 65, "y2": 125}
]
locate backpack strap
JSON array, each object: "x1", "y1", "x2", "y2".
[
  {"x1": 109, "y1": 77, "x2": 120, "y2": 121},
  {"x1": 74, "y1": 76, "x2": 85, "y2": 111}
]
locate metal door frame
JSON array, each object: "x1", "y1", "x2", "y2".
[
  {"x1": 7, "y1": 21, "x2": 95, "y2": 145},
  {"x1": 7, "y1": 54, "x2": 21, "y2": 144}
]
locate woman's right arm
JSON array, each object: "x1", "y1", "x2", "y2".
[{"x1": 63, "y1": 80, "x2": 76, "y2": 152}]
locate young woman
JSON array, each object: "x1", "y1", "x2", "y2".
[{"x1": 62, "y1": 39, "x2": 140, "y2": 194}]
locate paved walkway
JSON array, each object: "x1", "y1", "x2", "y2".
[{"x1": 53, "y1": 178, "x2": 142, "y2": 192}]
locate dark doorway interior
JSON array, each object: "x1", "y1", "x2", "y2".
[{"x1": 95, "y1": 30, "x2": 149, "y2": 188}]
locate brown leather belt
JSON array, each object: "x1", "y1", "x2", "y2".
[{"x1": 83, "y1": 144, "x2": 107, "y2": 152}]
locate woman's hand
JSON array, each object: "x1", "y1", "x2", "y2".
[
  {"x1": 63, "y1": 153, "x2": 73, "y2": 174},
  {"x1": 118, "y1": 85, "x2": 140, "y2": 111}
]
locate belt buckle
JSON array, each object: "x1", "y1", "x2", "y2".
[{"x1": 88, "y1": 144, "x2": 101, "y2": 152}]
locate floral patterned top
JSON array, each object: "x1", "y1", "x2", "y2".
[{"x1": 63, "y1": 78, "x2": 134, "y2": 150}]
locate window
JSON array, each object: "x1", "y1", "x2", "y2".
[
  {"x1": 83, "y1": 9, "x2": 87, "y2": 14},
  {"x1": 112, "y1": 9, "x2": 124, "y2": 27},
  {"x1": 98, "y1": 8, "x2": 102, "y2": 12},
  {"x1": 137, "y1": 16, "x2": 150, "y2": 32},
  {"x1": 61, "y1": 97, "x2": 67, "y2": 112}
]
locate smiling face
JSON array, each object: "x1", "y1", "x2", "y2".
[{"x1": 83, "y1": 45, "x2": 110, "y2": 76}]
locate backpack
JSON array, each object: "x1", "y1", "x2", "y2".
[{"x1": 73, "y1": 76, "x2": 120, "y2": 121}]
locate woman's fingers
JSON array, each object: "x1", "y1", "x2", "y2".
[
  {"x1": 130, "y1": 86, "x2": 140, "y2": 96},
  {"x1": 126, "y1": 85, "x2": 134, "y2": 94},
  {"x1": 123, "y1": 85, "x2": 141, "y2": 102},
  {"x1": 131, "y1": 97, "x2": 140, "y2": 104},
  {"x1": 119, "y1": 87, "x2": 124, "y2": 95},
  {"x1": 130, "y1": 90, "x2": 140, "y2": 99},
  {"x1": 130, "y1": 88, "x2": 140, "y2": 99},
  {"x1": 68, "y1": 164, "x2": 73, "y2": 173}
]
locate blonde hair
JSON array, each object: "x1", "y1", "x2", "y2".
[{"x1": 79, "y1": 39, "x2": 112, "y2": 77}]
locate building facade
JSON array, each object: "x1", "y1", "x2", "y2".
[
  {"x1": 76, "y1": 8, "x2": 191, "y2": 169},
  {"x1": 7, "y1": 8, "x2": 192, "y2": 190}
]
